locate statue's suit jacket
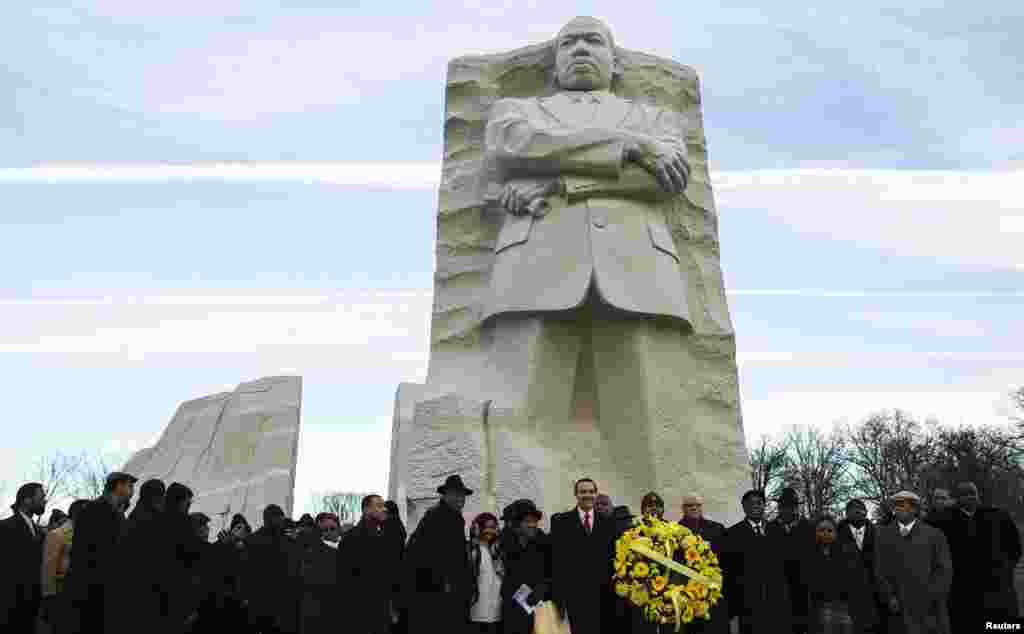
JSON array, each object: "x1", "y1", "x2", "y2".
[{"x1": 483, "y1": 90, "x2": 692, "y2": 327}]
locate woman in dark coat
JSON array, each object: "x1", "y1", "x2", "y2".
[
  {"x1": 499, "y1": 500, "x2": 552, "y2": 634},
  {"x1": 802, "y1": 516, "x2": 877, "y2": 634}
]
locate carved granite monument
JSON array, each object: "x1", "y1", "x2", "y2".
[
  {"x1": 389, "y1": 17, "x2": 748, "y2": 528},
  {"x1": 123, "y1": 376, "x2": 302, "y2": 527}
]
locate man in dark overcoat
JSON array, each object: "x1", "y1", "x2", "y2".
[
  {"x1": 874, "y1": 491, "x2": 952, "y2": 634},
  {"x1": 928, "y1": 481, "x2": 1021, "y2": 630},
  {"x1": 680, "y1": 494, "x2": 729, "y2": 634},
  {"x1": 64, "y1": 472, "x2": 136, "y2": 634},
  {"x1": 111, "y1": 478, "x2": 167, "y2": 634},
  {"x1": 550, "y1": 477, "x2": 616, "y2": 634},
  {"x1": 337, "y1": 494, "x2": 401, "y2": 634},
  {"x1": 767, "y1": 488, "x2": 815, "y2": 634},
  {"x1": 0, "y1": 482, "x2": 47, "y2": 632},
  {"x1": 405, "y1": 475, "x2": 473, "y2": 634},
  {"x1": 722, "y1": 489, "x2": 792, "y2": 634},
  {"x1": 836, "y1": 498, "x2": 885, "y2": 633},
  {"x1": 245, "y1": 504, "x2": 302, "y2": 634}
]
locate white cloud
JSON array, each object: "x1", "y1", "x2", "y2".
[
  {"x1": 3, "y1": 163, "x2": 1021, "y2": 270},
  {"x1": 741, "y1": 369, "x2": 1021, "y2": 442},
  {"x1": 844, "y1": 311, "x2": 989, "y2": 338}
]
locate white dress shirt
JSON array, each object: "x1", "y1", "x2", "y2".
[
  {"x1": 849, "y1": 524, "x2": 866, "y2": 550},
  {"x1": 898, "y1": 520, "x2": 916, "y2": 536},
  {"x1": 747, "y1": 519, "x2": 764, "y2": 536},
  {"x1": 18, "y1": 511, "x2": 37, "y2": 538}
]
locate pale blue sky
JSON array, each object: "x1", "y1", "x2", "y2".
[{"x1": 2, "y1": 1, "x2": 1022, "y2": 516}]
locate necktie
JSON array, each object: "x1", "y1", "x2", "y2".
[
  {"x1": 584, "y1": 512, "x2": 592, "y2": 535},
  {"x1": 753, "y1": 523, "x2": 763, "y2": 536}
]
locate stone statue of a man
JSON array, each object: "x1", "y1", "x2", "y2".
[
  {"x1": 483, "y1": 15, "x2": 692, "y2": 325},
  {"x1": 476, "y1": 16, "x2": 703, "y2": 504}
]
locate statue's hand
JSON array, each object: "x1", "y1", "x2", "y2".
[
  {"x1": 499, "y1": 179, "x2": 562, "y2": 218},
  {"x1": 627, "y1": 137, "x2": 689, "y2": 194}
]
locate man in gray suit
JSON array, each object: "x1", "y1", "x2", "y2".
[{"x1": 479, "y1": 16, "x2": 698, "y2": 506}]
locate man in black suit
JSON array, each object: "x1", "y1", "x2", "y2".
[
  {"x1": 930, "y1": 481, "x2": 1022, "y2": 630},
  {"x1": 0, "y1": 482, "x2": 47, "y2": 632},
  {"x1": 65, "y1": 471, "x2": 137, "y2": 634},
  {"x1": 767, "y1": 488, "x2": 814, "y2": 634},
  {"x1": 680, "y1": 494, "x2": 729, "y2": 634},
  {"x1": 723, "y1": 489, "x2": 792, "y2": 634},
  {"x1": 835, "y1": 498, "x2": 883, "y2": 633},
  {"x1": 550, "y1": 477, "x2": 615, "y2": 634}
]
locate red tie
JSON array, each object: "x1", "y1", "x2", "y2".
[{"x1": 584, "y1": 512, "x2": 592, "y2": 534}]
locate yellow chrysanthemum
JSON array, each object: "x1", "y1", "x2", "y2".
[
  {"x1": 615, "y1": 563, "x2": 628, "y2": 579},
  {"x1": 634, "y1": 562, "x2": 650, "y2": 578},
  {"x1": 650, "y1": 575, "x2": 668, "y2": 594},
  {"x1": 682, "y1": 604, "x2": 694, "y2": 623},
  {"x1": 615, "y1": 582, "x2": 631, "y2": 597},
  {"x1": 630, "y1": 586, "x2": 650, "y2": 607},
  {"x1": 693, "y1": 600, "x2": 709, "y2": 618},
  {"x1": 685, "y1": 547, "x2": 701, "y2": 563}
]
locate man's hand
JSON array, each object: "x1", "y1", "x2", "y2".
[
  {"x1": 498, "y1": 179, "x2": 562, "y2": 218},
  {"x1": 626, "y1": 136, "x2": 689, "y2": 194}
]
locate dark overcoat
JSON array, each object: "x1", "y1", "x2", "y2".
[
  {"x1": 550, "y1": 508, "x2": 615, "y2": 634},
  {"x1": 500, "y1": 529, "x2": 553, "y2": 634},
  {"x1": 0, "y1": 513, "x2": 45, "y2": 632},
  {"x1": 722, "y1": 520, "x2": 793, "y2": 634},
  {"x1": 873, "y1": 521, "x2": 952, "y2": 634},
  {"x1": 768, "y1": 516, "x2": 815, "y2": 633},
  {"x1": 297, "y1": 536, "x2": 339, "y2": 634},
  {"x1": 245, "y1": 527, "x2": 302, "y2": 633},
  {"x1": 405, "y1": 502, "x2": 471, "y2": 634},
  {"x1": 929, "y1": 506, "x2": 1022, "y2": 626},
  {"x1": 337, "y1": 519, "x2": 401, "y2": 634},
  {"x1": 64, "y1": 497, "x2": 125, "y2": 633}
]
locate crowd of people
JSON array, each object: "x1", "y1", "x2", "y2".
[{"x1": 1, "y1": 471, "x2": 1020, "y2": 634}]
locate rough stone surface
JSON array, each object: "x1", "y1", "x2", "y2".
[
  {"x1": 123, "y1": 376, "x2": 302, "y2": 528},
  {"x1": 389, "y1": 27, "x2": 749, "y2": 528}
]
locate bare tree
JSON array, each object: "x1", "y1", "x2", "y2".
[
  {"x1": 69, "y1": 451, "x2": 116, "y2": 500},
  {"x1": 309, "y1": 491, "x2": 367, "y2": 523},
  {"x1": 779, "y1": 425, "x2": 852, "y2": 518},
  {"x1": 748, "y1": 434, "x2": 790, "y2": 498},
  {"x1": 30, "y1": 452, "x2": 82, "y2": 502},
  {"x1": 844, "y1": 410, "x2": 935, "y2": 509},
  {"x1": 925, "y1": 423, "x2": 1024, "y2": 522}
]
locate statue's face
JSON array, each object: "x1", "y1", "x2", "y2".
[{"x1": 555, "y1": 21, "x2": 615, "y2": 91}]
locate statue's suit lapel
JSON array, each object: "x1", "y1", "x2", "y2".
[{"x1": 537, "y1": 92, "x2": 635, "y2": 130}]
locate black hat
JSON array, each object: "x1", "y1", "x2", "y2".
[
  {"x1": 437, "y1": 475, "x2": 474, "y2": 496},
  {"x1": 776, "y1": 488, "x2": 801, "y2": 506},
  {"x1": 846, "y1": 498, "x2": 867, "y2": 511},
  {"x1": 502, "y1": 499, "x2": 542, "y2": 522}
]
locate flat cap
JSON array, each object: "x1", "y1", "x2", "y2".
[
  {"x1": 890, "y1": 490, "x2": 921, "y2": 503},
  {"x1": 104, "y1": 472, "x2": 138, "y2": 487}
]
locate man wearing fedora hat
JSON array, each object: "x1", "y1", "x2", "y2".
[
  {"x1": 768, "y1": 488, "x2": 814, "y2": 634},
  {"x1": 405, "y1": 475, "x2": 474, "y2": 634},
  {"x1": 873, "y1": 491, "x2": 952, "y2": 634}
]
